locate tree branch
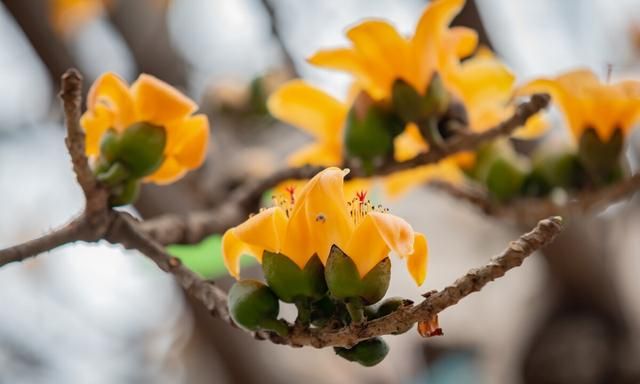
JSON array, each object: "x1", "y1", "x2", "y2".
[
  {"x1": 431, "y1": 172, "x2": 640, "y2": 225},
  {"x1": 141, "y1": 94, "x2": 550, "y2": 245}
]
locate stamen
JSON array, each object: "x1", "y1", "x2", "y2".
[
  {"x1": 271, "y1": 185, "x2": 297, "y2": 218},
  {"x1": 346, "y1": 190, "x2": 388, "y2": 225}
]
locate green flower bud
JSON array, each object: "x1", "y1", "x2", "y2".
[
  {"x1": 228, "y1": 280, "x2": 288, "y2": 337},
  {"x1": 345, "y1": 92, "x2": 404, "y2": 174},
  {"x1": 262, "y1": 252, "x2": 327, "y2": 303},
  {"x1": 486, "y1": 157, "x2": 528, "y2": 202},
  {"x1": 325, "y1": 245, "x2": 390, "y2": 305},
  {"x1": 366, "y1": 297, "x2": 412, "y2": 320},
  {"x1": 108, "y1": 178, "x2": 140, "y2": 207},
  {"x1": 99, "y1": 129, "x2": 121, "y2": 163},
  {"x1": 334, "y1": 337, "x2": 390, "y2": 367},
  {"x1": 578, "y1": 128, "x2": 625, "y2": 186},
  {"x1": 117, "y1": 122, "x2": 167, "y2": 178},
  {"x1": 529, "y1": 150, "x2": 585, "y2": 192}
]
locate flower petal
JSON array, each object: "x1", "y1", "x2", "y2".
[
  {"x1": 232, "y1": 207, "x2": 288, "y2": 254},
  {"x1": 407, "y1": 233, "x2": 428, "y2": 285},
  {"x1": 222, "y1": 230, "x2": 263, "y2": 279},
  {"x1": 86, "y1": 72, "x2": 135, "y2": 131},
  {"x1": 267, "y1": 80, "x2": 347, "y2": 140},
  {"x1": 80, "y1": 103, "x2": 114, "y2": 157},
  {"x1": 308, "y1": 48, "x2": 389, "y2": 100},
  {"x1": 145, "y1": 157, "x2": 186, "y2": 185},
  {"x1": 131, "y1": 74, "x2": 197, "y2": 126},
  {"x1": 166, "y1": 114, "x2": 210, "y2": 169},
  {"x1": 283, "y1": 168, "x2": 353, "y2": 266},
  {"x1": 447, "y1": 26, "x2": 478, "y2": 58}
]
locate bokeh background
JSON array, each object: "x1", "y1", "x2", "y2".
[{"x1": 2, "y1": 1, "x2": 640, "y2": 383}]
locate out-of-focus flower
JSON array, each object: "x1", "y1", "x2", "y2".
[
  {"x1": 519, "y1": 69, "x2": 640, "y2": 141},
  {"x1": 80, "y1": 72, "x2": 209, "y2": 185},
  {"x1": 49, "y1": 0, "x2": 108, "y2": 36},
  {"x1": 268, "y1": 80, "x2": 460, "y2": 195},
  {"x1": 306, "y1": 0, "x2": 541, "y2": 137},
  {"x1": 222, "y1": 168, "x2": 428, "y2": 285}
]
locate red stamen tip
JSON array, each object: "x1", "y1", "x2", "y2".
[
  {"x1": 285, "y1": 185, "x2": 296, "y2": 203},
  {"x1": 356, "y1": 190, "x2": 368, "y2": 202}
]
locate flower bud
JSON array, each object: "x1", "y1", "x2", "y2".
[
  {"x1": 325, "y1": 245, "x2": 390, "y2": 305},
  {"x1": 117, "y1": 122, "x2": 167, "y2": 178},
  {"x1": 486, "y1": 157, "x2": 528, "y2": 202},
  {"x1": 262, "y1": 252, "x2": 327, "y2": 303},
  {"x1": 334, "y1": 337, "x2": 390, "y2": 367},
  {"x1": 529, "y1": 150, "x2": 584, "y2": 193},
  {"x1": 108, "y1": 178, "x2": 140, "y2": 207},
  {"x1": 578, "y1": 128, "x2": 625, "y2": 186},
  {"x1": 99, "y1": 129, "x2": 121, "y2": 163},
  {"x1": 344, "y1": 92, "x2": 404, "y2": 173},
  {"x1": 228, "y1": 280, "x2": 288, "y2": 337}
]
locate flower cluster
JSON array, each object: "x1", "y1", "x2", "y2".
[
  {"x1": 81, "y1": 72, "x2": 209, "y2": 205},
  {"x1": 223, "y1": 168, "x2": 427, "y2": 365}
]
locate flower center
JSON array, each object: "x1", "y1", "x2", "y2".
[
  {"x1": 271, "y1": 185, "x2": 296, "y2": 218},
  {"x1": 347, "y1": 190, "x2": 388, "y2": 226}
]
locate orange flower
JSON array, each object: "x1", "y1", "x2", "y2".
[
  {"x1": 80, "y1": 72, "x2": 210, "y2": 184},
  {"x1": 223, "y1": 168, "x2": 428, "y2": 285},
  {"x1": 50, "y1": 0, "x2": 108, "y2": 36},
  {"x1": 519, "y1": 69, "x2": 640, "y2": 141}
]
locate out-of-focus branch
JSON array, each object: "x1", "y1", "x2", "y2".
[
  {"x1": 140, "y1": 93, "x2": 550, "y2": 245},
  {"x1": 2, "y1": 0, "x2": 87, "y2": 89},
  {"x1": 431, "y1": 172, "x2": 640, "y2": 225},
  {"x1": 259, "y1": 0, "x2": 298, "y2": 76}
]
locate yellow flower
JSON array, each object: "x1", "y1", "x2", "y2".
[
  {"x1": 519, "y1": 69, "x2": 640, "y2": 141},
  {"x1": 307, "y1": 0, "x2": 544, "y2": 138},
  {"x1": 222, "y1": 168, "x2": 428, "y2": 285},
  {"x1": 80, "y1": 72, "x2": 210, "y2": 184}
]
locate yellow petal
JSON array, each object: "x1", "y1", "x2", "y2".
[
  {"x1": 345, "y1": 212, "x2": 414, "y2": 277},
  {"x1": 412, "y1": 0, "x2": 465, "y2": 87},
  {"x1": 145, "y1": 157, "x2": 186, "y2": 185},
  {"x1": 282, "y1": 168, "x2": 353, "y2": 266},
  {"x1": 407, "y1": 233, "x2": 428, "y2": 285},
  {"x1": 393, "y1": 123, "x2": 428, "y2": 162},
  {"x1": 87, "y1": 72, "x2": 135, "y2": 131},
  {"x1": 512, "y1": 113, "x2": 549, "y2": 139},
  {"x1": 222, "y1": 230, "x2": 262, "y2": 279},
  {"x1": 287, "y1": 142, "x2": 343, "y2": 167},
  {"x1": 308, "y1": 49, "x2": 389, "y2": 100},
  {"x1": 267, "y1": 80, "x2": 347, "y2": 141},
  {"x1": 346, "y1": 20, "x2": 417, "y2": 91},
  {"x1": 447, "y1": 26, "x2": 478, "y2": 58},
  {"x1": 131, "y1": 74, "x2": 197, "y2": 126},
  {"x1": 166, "y1": 114, "x2": 210, "y2": 170},
  {"x1": 80, "y1": 103, "x2": 114, "y2": 157},
  {"x1": 232, "y1": 207, "x2": 288, "y2": 255},
  {"x1": 384, "y1": 162, "x2": 464, "y2": 198},
  {"x1": 452, "y1": 52, "x2": 515, "y2": 107}
]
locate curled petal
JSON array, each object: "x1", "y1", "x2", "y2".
[
  {"x1": 287, "y1": 142, "x2": 343, "y2": 167},
  {"x1": 233, "y1": 207, "x2": 288, "y2": 254},
  {"x1": 131, "y1": 74, "x2": 197, "y2": 125},
  {"x1": 166, "y1": 114, "x2": 210, "y2": 169},
  {"x1": 283, "y1": 168, "x2": 353, "y2": 266},
  {"x1": 407, "y1": 233, "x2": 428, "y2": 285},
  {"x1": 86, "y1": 72, "x2": 135, "y2": 131},
  {"x1": 447, "y1": 27, "x2": 478, "y2": 58},
  {"x1": 222, "y1": 230, "x2": 263, "y2": 279},
  {"x1": 145, "y1": 157, "x2": 186, "y2": 185}
]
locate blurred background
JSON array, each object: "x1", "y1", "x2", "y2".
[{"x1": 2, "y1": 0, "x2": 640, "y2": 383}]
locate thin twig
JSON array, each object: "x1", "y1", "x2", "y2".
[
  {"x1": 259, "y1": 0, "x2": 298, "y2": 76},
  {"x1": 432, "y1": 173, "x2": 640, "y2": 225}
]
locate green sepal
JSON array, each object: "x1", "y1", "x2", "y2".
[
  {"x1": 99, "y1": 129, "x2": 121, "y2": 162},
  {"x1": 262, "y1": 252, "x2": 327, "y2": 303},
  {"x1": 392, "y1": 75, "x2": 449, "y2": 124},
  {"x1": 108, "y1": 178, "x2": 140, "y2": 207},
  {"x1": 578, "y1": 128, "x2": 625, "y2": 186},
  {"x1": 486, "y1": 157, "x2": 528, "y2": 202},
  {"x1": 96, "y1": 162, "x2": 131, "y2": 187},
  {"x1": 117, "y1": 121, "x2": 167, "y2": 178},
  {"x1": 344, "y1": 93, "x2": 404, "y2": 173},
  {"x1": 334, "y1": 337, "x2": 390, "y2": 367},
  {"x1": 228, "y1": 280, "x2": 288, "y2": 336},
  {"x1": 309, "y1": 296, "x2": 337, "y2": 327},
  {"x1": 325, "y1": 245, "x2": 390, "y2": 305}
]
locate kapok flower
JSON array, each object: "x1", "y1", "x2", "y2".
[
  {"x1": 518, "y1": 69, "x2": 640, "y2": 141},
  {"x1": 222, "y1": 167, "x2": 428, "y2": 285},
  {"x1": 80, "y1": 72, "x2": 209, "y2": 184}
]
